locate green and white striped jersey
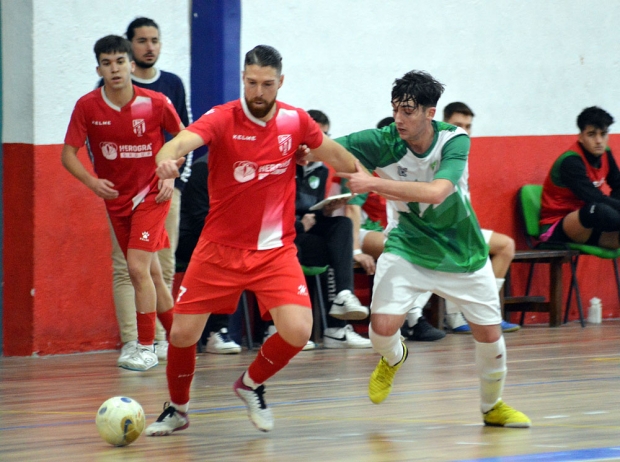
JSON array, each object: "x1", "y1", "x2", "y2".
[{"x1": 336, "y1": 121, "x2": 488, "y2": 273}]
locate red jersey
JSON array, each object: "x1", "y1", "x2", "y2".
[
  {"x1": 187, "y1": 99, "x2": 323, "y2": 250},
  {"x1": 64, "y1": 86, "x2": 181, "y2": 216},
  {"x1": 540, "y1": 141, "x2": 610, "y2": 225},
  {"x1": 363, "y1": 191, "x2": 388, "y2": 228}
]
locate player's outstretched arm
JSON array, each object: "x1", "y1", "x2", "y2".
[
  {"x1": 339, "y1": 160, "x2": 453, "y2": 204},
  {"x1": 61, "y1": 144, "x2": 118, "y2": 200},
  {"x1": 311, "y1": 136, "x2": 358, "y2": 174},
  {"x1": 155, "y1": 130, "x2": 204, "y2": 179}
]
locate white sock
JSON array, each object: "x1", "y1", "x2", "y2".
[
  {"x1": 475, "y1": 336, "x2": 507, "y2": 413},
  {"x1": 242, "y1": 371, "x2": 260, "y2": 389},
  {"x1": 368, "y1": 323, "x2": 403, "y2": 366},
  {"x1": 495, "y1": 278, "x2": 505, "y2": 292},
  {"x1": 406, "y1": 307, "x2": 422, "y2": 327},
  {"x1": 171, "y1": 401, "x2": 189, "y2": 413}
]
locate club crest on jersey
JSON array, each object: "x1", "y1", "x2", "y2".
[
  {"x1": 100, "y1": 142, "x2": 118, "y2": 160},
  {"x1": 278, "y1": 134, "x2": 292, "y2": 155},
  {"x1": 132, "y1": 119, "x2": 146, "y2": 137},
  {"x1": 397, "y1": 166, "x2": 408, "y2": 177},
  {"x1": 233, "y1": 161, "x2": 258, "y2": 183}
]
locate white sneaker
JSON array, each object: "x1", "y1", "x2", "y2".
[
  {"x1": 323, "y1": 324, "x2": 372, "y2": 349},
  {"x1": 118, "y1": 344, "x2": 158, "y2": 371},
  {"x1": 146, "y1": 402, "x2": 190, "y2": 436},
  {"x1": 206, "y1": 328, "x2": 241, "y2": 354},
  {"x1": 264, "y1": 325, "x2": 316, "y2": 351},
  {"x1": 233, "y1": 375, "x2": 274, "y2": 432},
  {"x1": 117, "y1": 340, "x2": 138, "y2": 367},
  {"x1": 154, "y1": 340, "x2": 169, "y2": 361},
  {"x1": 329, "y1": 290, "x2": 369, "y2": 320}
]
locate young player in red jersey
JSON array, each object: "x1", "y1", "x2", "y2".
[
  {"x1": 145, "y1": 45, "x2": 360, "y2": 435},
  {"x1": 61, "y1": 35, "x2": 183, "y2": 371}
]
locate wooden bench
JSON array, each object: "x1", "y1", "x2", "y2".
[{"x1": 504, "y1": 249, "x2": 578, "y2": 327}]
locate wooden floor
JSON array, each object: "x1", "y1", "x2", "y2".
[{"x1": 2, "y1": 322, "x2": 620, "y2": 462}]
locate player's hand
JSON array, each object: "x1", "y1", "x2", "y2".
[
  {"x1": 354, "y1": 252, "x2": 376, "y2": 275},
  {"x1": 337, "y1": 160, "x2": 374, "y2": 194},
  {"x1": 301, "y1": 213, "x2": 316, "y2": 232},
  {"x1": 155, "y1": 178, "x2": 175, "y2": 203},
  {"x1": 323, "y1": 198, "x2": 350, "y2": 216},
  {"x1": 296, "y1": 144, "x2": 317, "y2": 166},
  {"x1": 90, "y1": 178, "x2": 119, "y2": 200},
  {"x1": 156, "y1": 158, "x2": 185, "y2": 180}
]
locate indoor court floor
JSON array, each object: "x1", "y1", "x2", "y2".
[{"x1": 1, "y1": 321, "x2": 620, "y2": 461}]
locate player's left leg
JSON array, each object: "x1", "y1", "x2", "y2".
[
  {"x1": 234, "y1": 246, "x2": 312, "y2": 432},
  {"x1": 147, "y1": 311, "x2": 210, "y2": 436},
  {"x1": 453, "y1": 262, "x2": 530, "y2": 428},
  {"x1": 125, "y1": 248, "x2": 159, "y2": 371}
]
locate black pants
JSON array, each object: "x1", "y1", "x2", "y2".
[{"x1": 296, "y1": 215, "x2": 355, "y2": 328}]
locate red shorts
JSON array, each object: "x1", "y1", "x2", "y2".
[
  {"x1": 175, "y1": 241, "x2": 311, "y2": 320},
  {"x1": 108, "y1": 191, "x2": 170, "y2": 257}
]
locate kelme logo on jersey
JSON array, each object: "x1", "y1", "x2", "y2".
[
  {"x1": 397, "y1": 166, "x2": 408, "y2": 177},
  {"x1": 132, "y1": 119, "x2": 146, "y2": 137},
  {"x1": 233, "y1": 161, "x2": 258, "y2": 183},
  {"x1": 278, "y1": 134, "x2": 292, "y2": 155},
  {"x1": 100, "y1": 142, "x2": 118, "y2": 160}
]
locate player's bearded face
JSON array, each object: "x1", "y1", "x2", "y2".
[
  {"x1": 243, "y1": 64, "x2": 282, "y2": 119},
  {"x1": 245, "y1": 96, "x2": 277, "y2": 119}
]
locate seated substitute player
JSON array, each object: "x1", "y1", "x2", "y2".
[
  {"x1": 145, "y1": 45, "x2": 361, "y2": 436},
  {"x1": 437, "y1": 102, "x2": 519, "y2": 334},
  {"x1": 336, "y1": 70, "x2": 531, "y2": 428},
  {"x1": 61, "y1": 35, "x2": 183, "y2": 371},
  {"x1": 295, "y1": 109, "x2": 370, "y2": 348},
  {"x1": 540, "y1": 106, "x2": 620, "y2": 249}
]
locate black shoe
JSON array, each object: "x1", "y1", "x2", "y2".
[{"x1": 410, "y1": 316, "x2": 446, "y2": 342}]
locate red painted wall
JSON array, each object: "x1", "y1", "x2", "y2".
[
  {"x1": 3, "y1": 143, "x2": 118, "y2": 356},
  {"x1": 469, "y1": 134, "x2": 620, "y2": 324},
  {"x1": 3, "y1": 135, "x2": 620, "y2": 355}
]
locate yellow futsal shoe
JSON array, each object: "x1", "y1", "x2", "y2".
[
  {"x1": 368, "y1": 342, "x2": 408, "y2": 404},
  {"x1": 483, "y1": 400, "x2": 531, "y2": 428}
]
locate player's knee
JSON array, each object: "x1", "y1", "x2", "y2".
[
  {"x1": 502, "y1": 236, "x2": 516, "y2": 260},
  {"x1": 369, "y1": 314, "x2": 402, "y2": 337},
  {"x1": 169, "y1": 325, "x2": 200, "y2": 348},
  {"x1": 579, "y1": 202, "x2": 620, "y2": 231}
]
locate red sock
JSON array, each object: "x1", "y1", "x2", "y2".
[
  {"x1": 247, "y1": 332, "x2": 303, "y2": 385},
  {"x1": 166, "y1": 343, "x2": 196, "y2": 406},
  {"x1": 157, "y1": 309, "x2": 174, "y2": 339},
  {"x1": 136, "y1": 311, "x2": 156, "y2": 345}
]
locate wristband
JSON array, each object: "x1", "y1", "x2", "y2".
[{"x1": 353, "y1": 249, "x2": 363, "y2": 256}]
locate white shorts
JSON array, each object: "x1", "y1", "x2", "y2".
[
  {"x1": 481, "y1": 228, "x2": 493, "y2": 245},
  {"x1": 371, "y1": 253, "x2": 501, "y2": 325},
  {"x1": 359, "y1": 228, "x2": 370, "y2": 247}
]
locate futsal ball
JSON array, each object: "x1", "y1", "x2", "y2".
[{"x1": 96, "y1": 396, "x2": 145, "y2": 446}]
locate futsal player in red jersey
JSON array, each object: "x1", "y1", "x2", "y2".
[
  {"x1": 145, "y1": 45, "x2": 359, "y2": 435},
  {"x1": 61, "y1": 35, "x2": 183, "y2": 371}
]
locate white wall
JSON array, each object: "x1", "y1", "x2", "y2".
[
  {"x1": 241, "y1": 0, "x2": 620, "y2": 138},
  {"x1": 2, "y1": 0, "x2": 191, "y2": 144},
  {"x1": 3, "y1": 0, "x2": 620, "y2": 143}
]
